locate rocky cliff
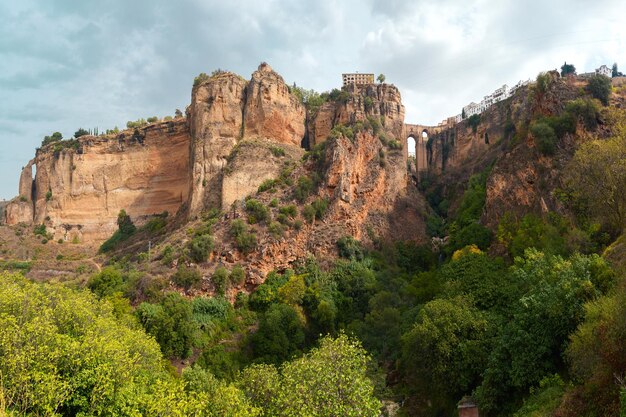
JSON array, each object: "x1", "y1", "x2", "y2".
[
  {"x1": 5, "y1": 120, "x2": 191, "y2": 241},
  {"x1": 6, "y1": 63, "x2": 420, "y2": 252}
]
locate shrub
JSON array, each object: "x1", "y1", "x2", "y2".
[
  {"x1": 329, "y1": 124, "x2": 355, "y2": 141},
  {"x1": 172, "y1": 265, "x2": 202, "y2": 290},
  {"x1": 212, "y1": 267, "x2": 229, "y2": 295},
  {"x1": 230, "y1": 219, "x2": 247, "y2": 238},
  {"x1": 88, "y1": 267, "x2": 124, "y2": 298},
  {"x1": 294, "y1": 176, "x2": 314, "y2": 202},
  {"x1": 311, "y1": 198, "x2": 329, "y2": 220},
  {"x1": 236, "y1": 232, "x2": 257, "y2": 253},
  {"x1": 268, "y1": 221, "x2": 284, "y2": 239},
  {"x1": 565, "y1": 98, "x2": 600, "y2": 130},
  {"x1": 74, "y1": 128, "x2": 89, "y2": 138},
  {"x1": 269, "y1": 198, "x2": 279, "y2": 208},
  {"x1": 279, "y1": 204, "x2": 298, "y2": 218},
  {"x1": 41, "y1": 131, "x2": 63, "y2": 146},
  {"x1": 269, "y1": 146, "x2": 285, "y2": 157},
  {"x1": 33, "y1": 224, "x2": 47, "y2": 237},
  {"x1": 586, "y1": 74, "x2": 612, "y2": 105},
  {"x1": 530, "y1": 121, "x2": 557, "y2": 155},
  {"x1": 245, "y1": 199, "x2": 269, "y2": 224},
  {"x1": 188, "y1": 234, "x2": 214, "y2": 263},
  {"x1": 302, "y1": 205, "x2": 316, "y2": 224},
  {"x1": 387, "y1": 139, "x2": 402, "y2": 150},
  {"x1": 45, "y1": 190, "x2": 52, "y2": 201},
  {"x1": 229, "y1": 265, "x2": 246, "y2": 287},
  {"x1": 258, "y1": 179, "x2": 276, "y2": 193},
  {"x1": 193, "y1": 72, "x2": 210, "y2": 87},
  {"x1": 337, "y1": 236, "x2": 364, "y2": 260},
  {"x1": 147, "y1": 116, "x2": 158, "y2": 123}
]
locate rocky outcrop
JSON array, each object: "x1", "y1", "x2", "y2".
[
  {"x1": 5, "y1": 120, "x2": 191, "y2": 241},
  {"x1": 307, "y1": 83, "x2": 406, "y2": 147},
  {"x1": 187, "y1": 64, "x2": 306, "y2": 217},
  {"x1": 187, "y1": 72, "x2": 248, "y2": 216},
  {"x1": 244, "y1": 63, "x2": 306, "y2": 146},
  {"x1": 221, "y1": 140, "x2": 304, "y2": 209},
  {"x1": 6, "y1": 63, "x2": 310, "y2": 240}
]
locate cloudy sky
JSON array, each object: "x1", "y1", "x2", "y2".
[{"x1": 1, "y1": 0, "x2": 624, "y2": 199}]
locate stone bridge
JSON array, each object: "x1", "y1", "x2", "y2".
[{"x1": 402, "y1": 123, "x2": 446, "y2": 177}]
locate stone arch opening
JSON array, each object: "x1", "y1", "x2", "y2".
[
  {"x1": 421, "y1": 129, "x2": 429, "y2": 142},
  {"x1": 407, "y1": 135, "x2": 417, "y2": 158}
]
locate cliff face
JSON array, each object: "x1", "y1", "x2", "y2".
[
  {"x1": 307, "y1": 83, "x2": 405, "y2": 148},
  {"x1": 187, "y1": 63, "x2": 306, "y2": 217},
  {"x1": 5, "y1": 120, "x2": 191, "y2": 241},
  {"x1": 4, "y1": 62, "x2": 426, "y2": 262},
  {"x1": 243, "y1": 63, "x2": 306, "y2": 146},
  {"x1": 187, "y1": 72, "x2": 247, "y2": 215}
]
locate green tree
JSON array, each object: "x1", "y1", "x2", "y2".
[
  {"x1": 377, "y1": 73, "x2": 386, "y2": 83},
  {"x1": 612, "y1": 62, "x2": 623, "y2": 77},
  {"x1": 475, "y1": 250, "x2": 614, "y2": 414},
  {"x1": 136, "y1": 292, "x2": 197, "y2": 358},
  {"x1": 74, "y1": 127, "x2": 89, "y2": 138},
  {"x1": 530, "y1": 121, "x2": 557, "y2": 155},
  {"x1": 560, "y1": 62, "x2": 576, "y2": 76},
  {"x1": 240, "y1": 334, "x2": 381, "y2": 417},
  {"x1": 250, "y1": 303, "x2": 305, "y2": 364},
  {"x1": 41, "y1": 131, "x2": 63, "y2": 146},
  {"x1": 402, "y1": 297, "x2": 492, "y2": 413},
  {"x1": 172, "y1": 264, "x2": 203, "y2": 290},
  {"x1": 586, "y1": 74, "x2": 612, "y2": 105},
  {"x1": 565, "y1": 132, "x2": 626, "y2": 234}
]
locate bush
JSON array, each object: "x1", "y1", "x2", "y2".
[
  {"x1": 387, "y1": 139, "x2": 402, "y2": 150},
  {"x1": 269, "y1": 146, "x2": 285, "y2": 157},
  {"x1": 147, "y1": 116, "x2": 158, "y2": 123},
  {"x1": 294, "y1": 176, "x2": 314, "y2": 202},
  {"x1": 268, "y1": 221, "x2": 284, "y2": 239},
  {"x1": 311, "y1": 198, "x2": 329, "y2": 220},
  {"x1": 236, "y1": 232, "x2": 257, "y2": 253},
  {"x1": 269, "y1": 198, "x2": 279, "y2": 208},
  {"x1": 337, "y1": 236, "x2": 364, "y2": 260},
  {"x1": 45, "y1": 190, "x2": 52, "y2": 201},
  {"x1": 229, "y1": 265, "x2": 246, "y2": 287},
  {"x1": 193, "y1": 72, "x2": 210, "y2": 87},
  {"x1": 136, "y1": 293, "x2": 196, "y2": 358},
  {"x1": 586, "y1": 74, "x2": 612, "y2": 105},
  {"x1": 212, "y1": 267, "x2": 229, "y2": 295},
  {"x1": 302, "y1": 205, "x2": 316, "y2": 223},
  {"x1": 171, "y1": 265, "x2": 202, "y2": 290},
  {"x1": 565, "y1": 98, "x2": 600, "y2": 130},
  {"x1": 188, "y1": 234, "x2": 214, "y2": 263},
  {"x1": 41, "y1": 131, "x2": 63, "y2": 146},
  {"x1": 99, "y1": 210, "x2": 136, "y2": 253},
  {"x1": 279, "y1": 204, "x2": 297, "y2": 218},
  {"x1": 530, "y1": 122, "x2": 557, "y2": 155},
  {"x1": 74, "y1": 128, "x2": 89, "y2": 138},
  {"x1": 230, "y1": 219, "x2": 247, "y2": 237},
  {"x1": 258, "y1": 179, "x2": 277, "y2": 193},
  {"x1": 88, "y1": 267, "x2": 124, "y2": 298},
  {"x1": 245, "y1": 199, "x2": 269, "y2": 224}
]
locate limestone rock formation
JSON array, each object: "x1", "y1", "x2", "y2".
[
  {"x1": 221, "y1": 140, "x2": 304, "y2": 209},
  {"x1": 187, "y1": 72, "x2": 247, "y2": 215},
  {"x1": 308, "y1": 83, "x2": 405, "y2": 147},
  {"x1": 5, "y1": 120, "x2": 191, "y2": 241},
  {"x1": 243, "y1": 63, "x2": 306, "y2": 147}
]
